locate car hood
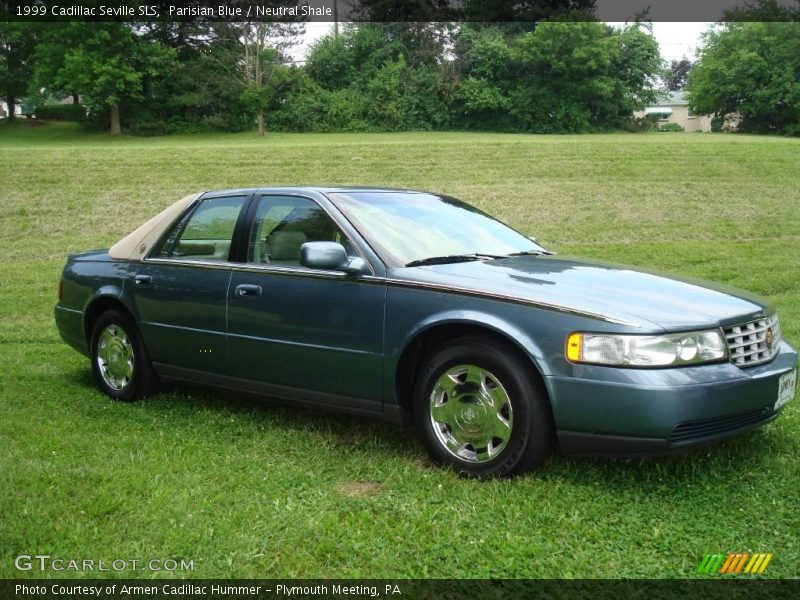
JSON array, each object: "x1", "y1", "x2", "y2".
[{"x1": 392, "y1": 255, "x2": 772, "y2": 331}]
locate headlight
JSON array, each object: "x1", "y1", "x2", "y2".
[{"x1": 565, "y1": 330, "x2": 728, "y2": 367}]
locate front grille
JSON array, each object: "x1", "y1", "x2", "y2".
[
  {"x1": 723, "y1": 313, "x2": 781, "y2": 368},
  {"x1": 670, "y1": 408, "x2": 772, "y2": 444}
]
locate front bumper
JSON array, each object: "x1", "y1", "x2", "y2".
[{"x1": 547, "y1": 342, "x2": 797, "y2": 456}]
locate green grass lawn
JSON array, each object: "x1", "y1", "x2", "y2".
[{"x1": 1, "y1": 122, "x2": 798, "y2": 579}]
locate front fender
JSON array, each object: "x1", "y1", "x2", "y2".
[
  {"x1": 394, "y1": 309, "x2": 550, "y2": 375},
  {"x1": 383, "y1": 284, "x2": 561, "y2": 408}
]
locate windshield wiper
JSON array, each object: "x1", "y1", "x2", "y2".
[
  {"x1": 507, "y1": 249, "x2": 553, "y2": 256},
  {"x1": 405, "y1": 253, "x2": 503, "y2": 267}
]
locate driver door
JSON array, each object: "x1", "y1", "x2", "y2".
[{"x1": 226, "y1": 194, "x2": 386, "y2": 411}]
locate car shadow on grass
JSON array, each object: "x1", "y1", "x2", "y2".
[
  {"x1": 541, "y1": 424, "x2": 786, "y2": 496},
  {"x1": 64, "y1": 364, "x2": 788, "y2": 484},
  {"x1": 65, "y1": 365, "x2": 423, "y2": 463}
]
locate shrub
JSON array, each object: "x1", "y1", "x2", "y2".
[
  {"x1": 126, "y1": 119, "x2": 167, "y2": 136},
  {"x1": 81, "y1": 110, "x2": 109, "y2": 132},
  {"x1": 326, "y1": 89, "x2": 372, "y2": 132},
  {"x1": 196, "y1": 114, "x2": 252, "y2": 133},
  {"x1": 624, "y1": 114, "x2": 660, "y2": 132},
  {"x1": 658, "y1": 122, "x2": 684, "y2": 132},
  {"x1": 35, "y1": 104, "x2": 86, "y2": 121},
  {"x1": 266, "y1": 69, "x2": 331, "y2": 132}
]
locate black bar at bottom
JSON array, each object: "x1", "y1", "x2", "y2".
[{"x1": 2, "y1": 579, "x2": 800, "y2": 600}]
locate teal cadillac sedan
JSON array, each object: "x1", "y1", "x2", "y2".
[{"x1": 55, "y1": 188, "x2": 797, "y2": 478}]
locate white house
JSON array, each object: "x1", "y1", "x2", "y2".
[{"x1": 635, "y1": 91, "x2": 712, "y2": 132}]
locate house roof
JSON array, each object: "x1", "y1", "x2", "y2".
[
  {"x1": 664, "y1": 91, "x2": 689, "y2": 105},
  {"x1": 647, "y1": 91, "x2": 689, "y2": 109},
  {"x1": 642, "y1": 91, "x2": 690, "y2": 114}
]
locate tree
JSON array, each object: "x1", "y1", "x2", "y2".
[
  {"x1": 664, "y1": 58, "x2": 692, "y2": 91},
  {"x1": 135, "y1": 22, "x2": 251, "y2": 134},
  {"x1": 349, "y1": 0, "x2": 455, "y2": 21},
  {"x1": 307, "y1": 24, "x2": 405, "y2": 91},
  {"x1": 612, "y1": 24, "x2": 663, "y2": 113},
  {"x1": 451, "y1": 27, "x2": 515, "y2": 127},
  {"x1": 32, "y1": 23, "x2": 174, "y2": 135},
  {"x1": 512, "y1": 22, "x2": 622, "y2": 132},
  {"x1": 452, "y1": 22, "x2": 661, "y2": 132},
  {"x1": 460, "y1": 0, "x2": 596, "y2": 22},
  {"x1": 722, "y1": 0, "x2": 800, "y2": 20},
  {"x1": 265, "y1": 67, "x2": 331, "y2": 132},
  {"x1": 214, "y1": 22, "x2": 302, "y2": 136},
  {"x1": 0, "y1": 23, "x2": 38, "y2": 121},
  {"x1": 687, "y1": 21, "x2": 800, "y2": 134},
  {"x1": 305, "y1": 33, "x2": 354, "y2": 91},
  {"x1": 305, "y1": 24, "x2": 451, "y2": 131}
]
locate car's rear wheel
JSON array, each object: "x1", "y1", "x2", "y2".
[
  {"x1": 90, "y1": 309, "x2": 158, "y2": 401},
  {"x1": 413, "y1": 336, "x2": 553, "y2": 478}
]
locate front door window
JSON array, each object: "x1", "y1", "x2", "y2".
[{"x1": 247, "y1": 195, "x2": 355, "y2": 266}]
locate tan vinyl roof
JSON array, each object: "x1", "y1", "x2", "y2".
[{"x1": 108, "y1": 193, "x2": 200, "y2": 261}]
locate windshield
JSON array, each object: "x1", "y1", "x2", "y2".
[{"x1": 328, "y1": 192, "x2": 544, "y2": 268}]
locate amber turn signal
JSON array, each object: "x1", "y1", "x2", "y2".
[{"x1": 566, "y1": 332, "x2": 582, "y2": 362}]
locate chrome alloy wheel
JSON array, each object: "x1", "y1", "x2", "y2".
[
  {"x1": 429, "y1": 364, "x2": 514, "y2": 463},
  {"x1": 96, "y1": 324, "x2": 134, "y2": 391}
]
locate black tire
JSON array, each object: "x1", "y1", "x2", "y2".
[
  {"x1": 90, "y1": 309, "x2": 159, "y2": 401},
  {"x1": 413, "y1": 336, "x2": 553, "y2": 478}
]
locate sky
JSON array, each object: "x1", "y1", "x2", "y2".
[
  {"x1": 293, "y1": 22, "x2": 713, "y2": 63},
  {"x1": 650, "y1": 22, "x2": 713, "y2": 61}
]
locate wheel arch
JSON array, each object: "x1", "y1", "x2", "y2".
[
  {"x1": 82, "y1": 291, "x2": 134, "y2": 344},
  {"x1": 392, "y1": 313, "x2": 553, "y2": 417}
]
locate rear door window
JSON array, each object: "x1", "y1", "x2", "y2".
[{"x1": 155, "y1": 196, "x2": 248, "y2": 261}]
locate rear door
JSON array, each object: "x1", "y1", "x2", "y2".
[
  {"x1": 129, "y1": 193, "x2": 250, "y2": 374},
  {"x1": 226, "y1": 194, "x2": 386, "y2": 411}
]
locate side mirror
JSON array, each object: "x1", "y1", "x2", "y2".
[{"x1": 300, "y1": 242, "x2": 369, "y2": 275}]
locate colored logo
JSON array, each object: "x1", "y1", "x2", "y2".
[
  {"x1": 697, "y1": 552, "x2": 773, "y2": 575},
  {"x1": 765, "y1": 327, "x2": 775, "y2": 350}
]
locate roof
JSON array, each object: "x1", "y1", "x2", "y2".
[
  {"x1": 201, "y1": 186, "x2": 427, "y2": 197},
  {"x1": 665, "y1": 91, "x2": 689, "y2": 105},
  {"x1": 647, "y1": 91, "x2": 689, "y2": 109},
  {"x1": 107, "y1": 187, "x2": 432, "y2": 261},
  {"x1": 108, "y1": 193, "x2": 200, "y2": 260}
]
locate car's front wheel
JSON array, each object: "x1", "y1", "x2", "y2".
[
  {"x1": 413, "y1": 336, "x2": 553, "y2": 478},
  {"x1": 90, "y1": 309, "x2": 158, "y2": 401}
]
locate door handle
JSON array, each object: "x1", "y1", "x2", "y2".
[
  {"x1": 235, "y1": 283, "x2": 262, "y2": 297},
  {"x1": 133, "y1": 274, "x2": 152, "y2": 287}
]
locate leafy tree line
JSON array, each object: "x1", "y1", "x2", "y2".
[
  {"x1": 685, "y1": 0, "x2": 800, "y2": 135},
  {"x1": 1, "y1": 20, "x2": 664, "y2": 135},
  {"x1": 2, "y1": 7, "x2": 798, "y2": 136},
  {"x1": 687, "y1": 21, "x2": 800, "y2": 135}
]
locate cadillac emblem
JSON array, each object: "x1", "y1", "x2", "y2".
[{"x1": 765, "y1": 327, "x2": 775, "y2": 351}]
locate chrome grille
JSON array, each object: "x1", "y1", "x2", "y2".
[{"x1": 723, "y1": 313, "x2": 781, "y2": 367}]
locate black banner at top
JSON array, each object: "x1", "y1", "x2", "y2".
[{"x1": 2, "y1": 0, "x2": 800, "y2": 23}]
